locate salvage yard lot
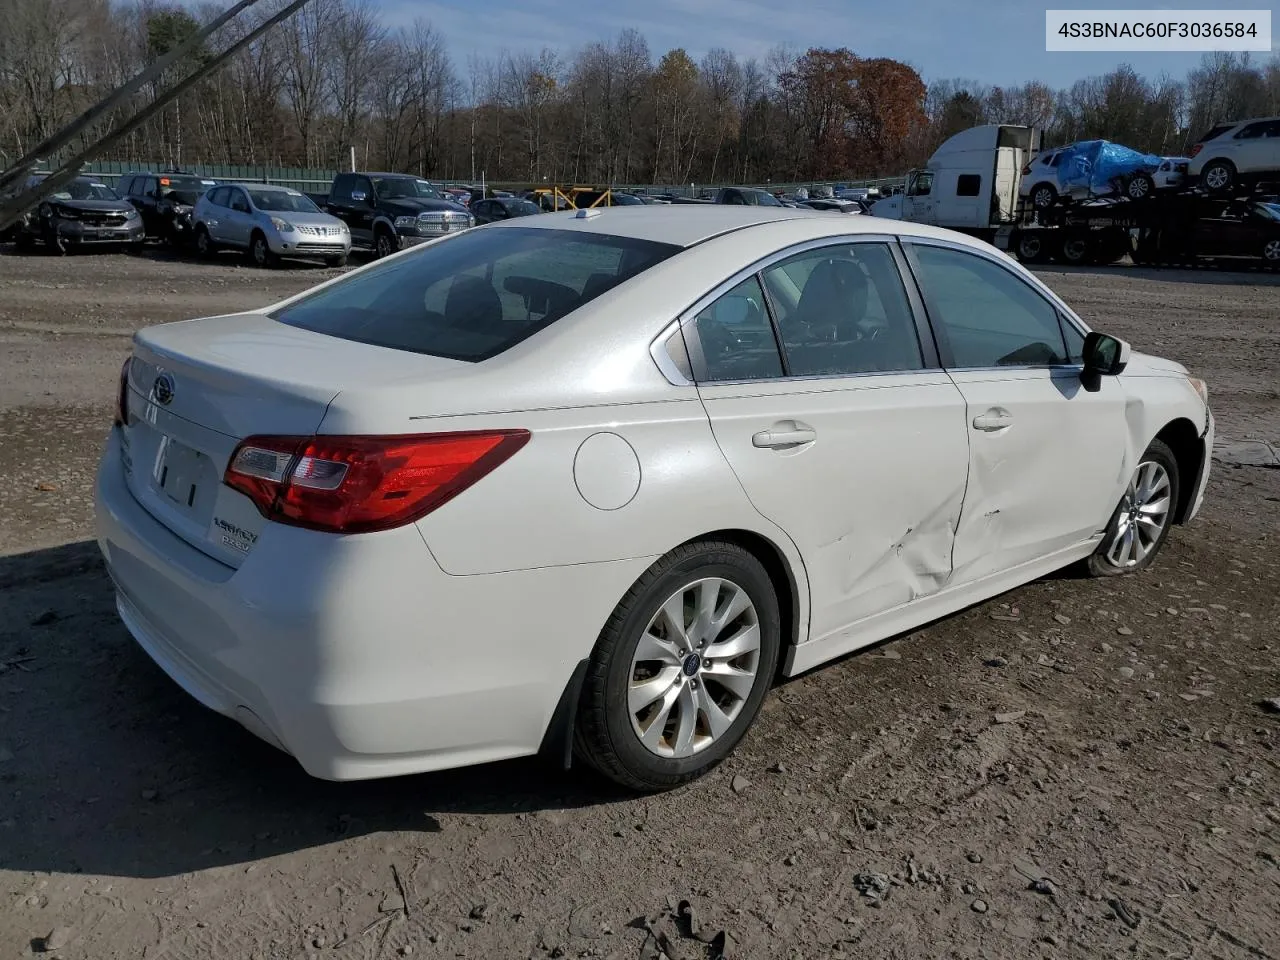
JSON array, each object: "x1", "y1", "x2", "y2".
[{"x1": 0, "y1": 249, "x2": 1277, "y2": 959}]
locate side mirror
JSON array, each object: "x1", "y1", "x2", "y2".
[{"x1": 1082, "y1": 331, "x2": 1130, "y2": 382}]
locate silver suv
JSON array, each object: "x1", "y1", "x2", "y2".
[{"x1": 193, "y1": 183, "x2": 351, "y2": 267}]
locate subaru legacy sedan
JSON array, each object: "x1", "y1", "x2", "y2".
[{"x1": 95, "y1": 207, "x2": 1213, "y2": 792}]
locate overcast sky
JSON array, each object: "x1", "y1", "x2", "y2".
[{"x1": 369, "y1": 0, "x2": 1271, "y2": 87}]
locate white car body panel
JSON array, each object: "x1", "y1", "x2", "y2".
[
  {"x1": 1187, "y1": 116, "x2": 1280, "y2": 180},
  {"x1": 95, "y1": 206, "x2": 1214, "y2": 780}
]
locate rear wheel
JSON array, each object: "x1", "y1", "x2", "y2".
[
  {"x1": 1262, "y1": 238, "x2": 1280, "y2": 269},
  {"x1": 1086, "y1": 439, "x2": 1179, "y2": 577},
  {"x1": 1015, "y1": 231, "x2": 1049, "y2": 264},
  {"x1": 1059, "y1": 235, "x2": 1090, "y2": 265},
  {"x1": 1030, "y1": 183, "x2": 1057, "y2": 210},
  {"x1": 574, "y1": 541, "x2": 781, "y2": 792},
  {"x1": 1201, "y1": 160, "x2": 1236, "y2": 194}
]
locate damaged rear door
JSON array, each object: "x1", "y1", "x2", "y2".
[
  {"x1": 688, "y1": 238, "x2": 970, "y2": 644},
  {"x1": 902, "y1": 240, "x2": 1128, "y2": 584}
]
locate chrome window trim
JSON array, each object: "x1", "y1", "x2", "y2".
[
  {"x1": 648, "y1": 233, "x2": 930, "y2": 388},
  {"x1": 901, "y1": 235, "x2": 1093, "y2": 372}
]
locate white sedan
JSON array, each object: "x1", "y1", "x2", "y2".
[{"x1": 95, "y1": 206, "x2": 1214, "y2": 791}]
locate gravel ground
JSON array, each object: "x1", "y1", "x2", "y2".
[{"x1": 1, "y1": 248, "x2": 1277, "y2": 960}]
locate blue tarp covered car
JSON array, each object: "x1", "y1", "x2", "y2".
[{"x1": 1055, "y1": 140, "x2": 1164, "y2": 198}]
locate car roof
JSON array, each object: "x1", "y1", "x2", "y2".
[
  {"x1": 224, "y1": 182, "x2": 294, "y2": 192},
  {"x1": 482, "y1": 204, "x2": 970, "y2": 248},
  {"x1": 362, "y1": 172, "x2": 431, "y2": 178}
]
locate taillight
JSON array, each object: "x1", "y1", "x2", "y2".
[
  {"x1": 1021, "y1": 164, "x2": 1032, "y2": 175},
  {"x1": 1189, "y1": 144, "x2": 1202, "y2": 158},
  {"x1": 114, "y1": 357, "x2": 132, "y2": 427},
  {"x1": 223, "y1": 430, "x2": 530, "y2": 534}
]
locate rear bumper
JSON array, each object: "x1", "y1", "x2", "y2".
[{"x1": 94, "y1": 431, "x2": 648, "y2": 780}]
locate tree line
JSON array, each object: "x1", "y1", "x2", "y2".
[{"x1": 2, "y1": 0, "x2": 1279, "y2": 186}]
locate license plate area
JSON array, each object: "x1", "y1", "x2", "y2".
[{"x1": 153, "y1": 435, "x2": 207, "y2": 511}]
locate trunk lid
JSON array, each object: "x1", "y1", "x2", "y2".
[{"x1": 121, "y1": 311, "x2": 469, "y2": 567}]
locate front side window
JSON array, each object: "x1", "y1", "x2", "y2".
[
  {"x1": 910, "y1": 244, "x2": 1069, "y2": 368},
  {"x1": 691, "y1": 276, "x2": 782, "y2": 381},
  {"x1": 908, "y1": 172, "x2": 933, "y2": 197},
  {"x1": 273, "y1": 228, "x2": 679, "y2": 361},
  {"x1": 762, "y1": 243, "x2": 923, "y2": 376},
  {"x1": 229, "y1": 190, "x2": 250, "y2": 213}
]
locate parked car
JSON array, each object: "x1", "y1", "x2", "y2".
[
  {"x1": 798, "y1": 198, "x2": 863, "y2": 214},
  {"x1": 193, "y1": 182, "x2": 351, "y2": 267},
  {"x1": 1193, "y1": 197, "x2": 1280, "y2": 265},
  {"x1": 1188, "y1": 116, "x2": 1280, "y2": 193},
  {"x1": 12, "y1": 175, "x2": 144, "y2": 254},
  {"x1": 119, "y1": 170, "x2": 218, "y2": 245},
  {"x1": 471, "y1": 195, "x2": 542, "y2": 224},
  {"x1": 321, "y1": 172, "x2": 473, "y2": 258},
  {"x1": 1020, "y1": 140, "x2": 1164, "y2": 208},
  {"x1": 716, "y1": 187, "x2": 784, "y2": 206},
  {"x1": 96, "y1": 206, "x2": 1212, "y2": 792}
]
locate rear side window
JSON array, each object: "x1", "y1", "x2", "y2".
[
  {"x1": 272, "y1": 228, "x2": 680, "y2": 361},
  {"x1": 956, "y1": 174, "x2": 981, "y2": 197},
  {"x1": 1196, "y1": 123, "x2": 1235, "y2": 143}
]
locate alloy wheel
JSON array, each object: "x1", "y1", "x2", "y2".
[
  {"x1": 1104, "y1": 460, "x2": 1172, "y2": 568},
  {"x1": 628, "y1": 577, "x2": 761, "y2": 759},
  {"x1": 1204, "y1": 165, "x2": 1231, "y2": 191},
  {"x1": 252, "y1": 236, "x2": 268, "y2": 266},
  {"x1": 1264, "y1": 239, "x2": 1280, "y2": 262}
]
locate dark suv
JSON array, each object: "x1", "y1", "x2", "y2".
[
  {"x1": 119, "y1": 170, "x2": 218, "y2": 245},
  {"x1": 322, "y1": 172, "x2": 473, "y2": 258}
]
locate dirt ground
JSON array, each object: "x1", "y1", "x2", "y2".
[{"x1": 1, "y1": 247, "x2": 1277, "y2": 960}]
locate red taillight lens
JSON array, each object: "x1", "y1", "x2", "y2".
[
  {"x1": 223, "y1": 430, "x2": 530, "y2": 534},
  {"x1": 114, "y1": 357, "x2": 131, "y2": 426},
  {"x1": 1189, "y1": 143, "x2": 1202, "y2": 158},
  {"x1": 1021, "y1": 164, "x2": 1032, "y2": 176}
]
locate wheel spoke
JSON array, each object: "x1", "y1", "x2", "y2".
[
  {"x1": 655, "y1": 593, "x2": 690, "y2": 650},
  {"x1": 629, "y1": 666, "x2": 679, "y2": 714},
  {"x1": 703, "y1": 661, "x2": 755, "y2": 701},
  {"x1": 708, "y1": 622, "x2": 760, "y2": 660},
  {"x1": 638, "y1": 684, "x2": 680, "y2": 751},
  {"x1": 670, "y1": 684, "x2": 699, "y2": 757},
  {"x1": 634, "y1": 629, "x2": 682, "y2": 667},
  {"x1": 707, "y1": 584, "x2": 752, "y2": 641},
  {"x1": 1139, "y1": 495, "x2": 1170, "y2": 518},
  {"x1": 686, "y1": 579, "x2": 722, "y2": 646},
  {"x1": 696, "y1": 684, "x2": 734, "y2": 739}
]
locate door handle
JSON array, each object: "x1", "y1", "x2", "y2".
[
  {"x1": 752, "y1": 422, "x2": 817, "y2": 449},
  {"x1": 972, "y1": 408, "x2": 1013, "y2": 432}
]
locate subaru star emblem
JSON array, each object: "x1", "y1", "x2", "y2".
[{"x1": 152, "y1": 373, "x2": 175, "y2": 406}]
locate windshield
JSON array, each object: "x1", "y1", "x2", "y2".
[
  {"x1": 272, "y1": 227, "x2": 680, "y2": 362},
  {"x1": 505, "y1": 199, "x2": 541, "y2": 216},
  {"x1": 51, "y1": 180, "x2": 119, "y2": 202},
  {"x1": 373, "y1": 177, "x2": 441, "y2": 200},
  {"x1": 158, "y1": 176, "x2": 213, "y2": 205},
  {"x1": 1255, "y1": 202, "x2": 1280, "y2": 222},
  {"x1": 250, "y1": 189, "x2": 321, "y2": 213}
]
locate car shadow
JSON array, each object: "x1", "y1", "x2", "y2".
[
  {"x1": 1032, "y1": 262, "x2": 1280, "y2": 286},
  {"x1": 0, "y1": 541, "x2": 630, "y2": 881}
]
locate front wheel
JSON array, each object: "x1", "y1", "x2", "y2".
[
  {"x1": 249, "y1": 231, "x2": 277, "y2": 268},
  {"x1": 373, "y1": 228, "x2": 396, "y2": 259},
  {"x1": 194, "y1": 226, "x2": 215, "y2": 258},
  {"x1": 1262, "y1": 238, "x2": 1280, "y2": 269},
  {"x1": 1086, "y1": 439, "x2": 1180, "y2": 577},
  {"x1": 1126, "y1": 172, "x2": 1154, "y2": 200},
  {"x1": 574, "y1": 541, "x2": 781, "y2": 792},
  {"x1": 325, "y1": 253, "x2": 348, "y2": 268}
]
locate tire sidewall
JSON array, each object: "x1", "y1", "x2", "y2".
[
  {"x1": 1090, "y1": 440, "x2": 1181, "y2": 576},
  {"x1": 592, "y1": 548, "x2": 781, "y2": 788},
  {"x1": 375, "y1": 230, "x2": 394, "y2": 258}
]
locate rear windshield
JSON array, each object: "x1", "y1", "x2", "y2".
[
  {"x1": 271, "y1": 227, "x2": 681, "y2": 361},
  {"x1": 1195, "y1": 123, "x2": 1235, "y2": 143}
]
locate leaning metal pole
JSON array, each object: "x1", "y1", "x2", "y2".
[
  {"x1": 0, "y1": 0, "x2": 266, "y2": 194},
  {"x1": 0, "y1": 0, "x2": 313, "y2": 234}
]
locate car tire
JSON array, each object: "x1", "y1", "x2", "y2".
[
  {"x1": 325, "y1": 253, "x2": 348, "y2": 268},
  {"x1": 194, "y1": 226, "x2": 215, "y2": 258},
  {"x1": 1200, "y1": 160, "x2": 1236, "y2": 194},
  {"x1": 1059, "y1": 235, "x2": 1090, "y2": 265},
  {"x1": 573, "y1": 540, "x2": 782, "y2": 792},
  {"x1": 44, "y1": 229, "x2": 67, "y2": 256},
  {"x1": 1262, "y1": 238, "x2": 1280, "y2": 269},
  {"x1": 1015, "y1": 231, "x2": 1049, "y2": 264},
  {"x1": 249, "y1": 231, "x2": 277, "y2": 268},
  {"x1": 1085, "y1": 439, "x2": 1180, "y2": 577},
  {"x1": 373, "y1": 227, "x2": 396, "y2": 259},
  {"x1": 1030, "y1": 183, "x2": 1057, "y2": 209},
  {"x1": 1126, "y1": 172, "x2": 1154, "y2": 200},
  {"x1": 14, "y1": 230, "x2": 35, "y2": 252}
]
